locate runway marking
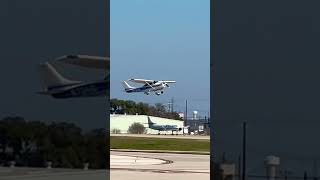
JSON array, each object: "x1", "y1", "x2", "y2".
[
  {"x1": 111, "y1": 168, "x2": 209, "y2": 174},
  {"x1": 110, "y1": 155, "x2": 173, "y2": 166}
]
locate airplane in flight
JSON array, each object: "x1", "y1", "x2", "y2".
[
  {"x1": 37, "y1": 55, "x2": 109, "y2": 98},
  {"x1": 147, "y1": 116, "x2": 182, "y2": 135},
  {"x1": 122, "y1": 78, "x2": 176, "y2": 95}
]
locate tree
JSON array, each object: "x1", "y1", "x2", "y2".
[
  {"x1": 110, "y1": 99, "x2": 183, "y2": 120},
  {"x1": 111, "y1": 129, "x2": 121, "y2": 134},
  {"x1": 0, "y1": 117, "x2": 108, "y2": 169},
  {"x1": 127, "y1": 123, "x2": 146, "y2": 134},
  {"x1": 155, "y1": 103, "x2": 166, "y2": 112}
]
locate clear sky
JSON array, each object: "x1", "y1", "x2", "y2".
[{"x1": 111, "y1": 0, "x2": 210, "y2": 117}]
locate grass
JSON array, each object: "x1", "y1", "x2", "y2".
[{"x1": 110, "y1": 136, "x2": 210, "y2": 152}]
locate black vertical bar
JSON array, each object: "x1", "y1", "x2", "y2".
[
  {"x1": 238, "y1": 155, "x2": 241, "y2": 180},
  {"x1": 285, "y1": 170, "x2": 288, "y2": 180},
  {"x1": 242, "y1": 121, "x2": 247, "y2": 180}
]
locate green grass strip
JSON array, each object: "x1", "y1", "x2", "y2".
[{"x1": 111, "y1": 136, "x2": 210, "y2": 152}]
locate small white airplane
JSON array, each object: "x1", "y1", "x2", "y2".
[
  {"x1": 122, "y1": 78, "x2": 176, "y2": 95},
  {"x1": 38, "y1": 55, "x2": 109, "y2": 98}
]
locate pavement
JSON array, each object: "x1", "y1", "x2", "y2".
[
  {"x1": 111, "y1": 133, "x2": 210, "y2": 140},
  {"x1": 0, "y1": 151, "x2": 210, "y2": 180},
  {"x1": 110, "y1": 151, "x2": 210, "y2": 180}
]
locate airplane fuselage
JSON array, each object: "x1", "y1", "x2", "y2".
[
  {"x1": 149, "y1": 124, "x2": 181, "y2": 132},
  {"x1": 125, "y1": 82, "x2": 165, "y2": 93},
  {"x1": 47, "y1": 80, "x2": 108, "y2": 98},
  {"x1": 147, "y1": 117, "x2": 182, "y2": 134}
]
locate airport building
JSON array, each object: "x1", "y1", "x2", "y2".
[
  {"x1": 185, "y1": 118, "x2": 210, "y2": 135},
  {"x1": 184, "y1": 111, "x2": 211, "y2": 135},
  {"x1": 110, "y1": 114, "x2": 184, "y2": 134}
]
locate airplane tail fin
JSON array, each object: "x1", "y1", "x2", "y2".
[
  {"x1": 122, "y1": 81, "x2": 133, "y2": 90},
  {"x1": 147, "y1": 116, "x2": 156, "y2": 128},
  {"x1": 39, "y1": 62, "x2": 80, "y2": 90}
]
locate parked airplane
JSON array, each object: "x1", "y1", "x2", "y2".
[
  {"x1": 37, "y1": 55, "x2": 109, "y2": 98},
  {"x1": 123, "y1": 78, "x2": 176, "y2": 95},
  {"x1": 147, "y1": 116, "x2": 182, "y2": 135}
]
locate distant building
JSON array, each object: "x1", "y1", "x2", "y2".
[{"x1": 185, "y1": 117, "x2": 210, "y2": 135}]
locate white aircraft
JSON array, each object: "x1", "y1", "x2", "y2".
[
  {"x1": 38, "y1": 55, "x2": 109, "y2": 98},
  {"x1": 122, "y1": 78, "x2": 176, "y2": 95}
]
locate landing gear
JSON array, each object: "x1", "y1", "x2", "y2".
[
  {"x1": 144, "y1": 91, "x2": 150, "y2": 95},
  {"x1": 155, "y1": 91, "x2": 164, "y2": 95}
]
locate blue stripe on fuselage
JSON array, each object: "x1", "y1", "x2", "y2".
[{"x1": 125, "y1": 84, "x2": 163, "y2": 93}]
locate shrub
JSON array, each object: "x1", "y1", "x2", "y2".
[{"x1": 127, "y1": 123, "x2": 146, "y2": 134}]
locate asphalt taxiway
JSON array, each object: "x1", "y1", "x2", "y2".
[
  {"x1": 110, "y1": 151, "x2": 210, "y2": 180},
  {"x1": 0, "y1": 151, "x2": 209, "y2": 180}
]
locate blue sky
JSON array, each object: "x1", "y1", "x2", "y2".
[{"x1": 111, "y1": 0, "x2": 210, "y2": 117}]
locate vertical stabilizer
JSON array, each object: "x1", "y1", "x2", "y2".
[
  {"x1": 147, "y1": 116, "x2": 156, "y2": 128},
  {"x1": 39, "y1": 62, "x2": 80, "y2": 89},
  {"x1": 122, "y1": 81, "x2": 134, "y2": 90}
]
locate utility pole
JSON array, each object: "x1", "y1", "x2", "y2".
[
  {"x1": 242, "y1": 121, "x2": 247, "y2": 180},
  {"x1": 305, "y1": 171, "x2": 308, "y2": 180},
  {"x1": 185, "y1": 99, "x2": 188, "y2": 123},
  {"x1": 167, "y1": 102, "x2": 172, "y2": 112},
  {"x1": 171, "y1": 97, "x2": 174, "y2": 113},
  {"x1": 313, "y1": 160, "x2": 318, "y2": 180},
  {"x1": 184, "y1": 99, "x2": 188, "y2": 135},
  {"x1": 238, "y1": 154, "x2": 241, "y2": 180}
]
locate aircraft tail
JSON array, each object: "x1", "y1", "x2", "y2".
[
  {"x1": 39, "y1": 62, "x2": 80, "y2": 90},
  {"x1": 122, "y1": 81, "x2": 133, "y2": 90},
  {"x1": 147, "y1": 116, "x2": 156, "y2": 128}
]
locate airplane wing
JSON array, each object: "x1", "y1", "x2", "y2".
[
  {"x1": 55, "y1": 55, "x2": 110, "y2": 70},
  {"x1": 161, "y1": 80, "x2": 176, "y2": 83},
  {"x1": 128, "y1": 79, "x2": 155, "y2": 84}
]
